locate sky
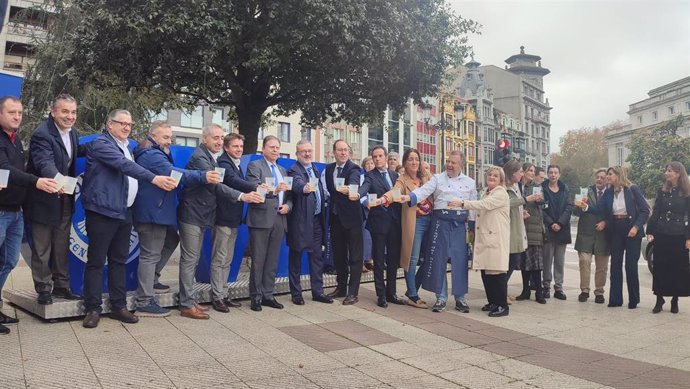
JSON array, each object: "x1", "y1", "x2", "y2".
[{"x1": 448, "y1": 0, "x2": 690, "y2": 152}]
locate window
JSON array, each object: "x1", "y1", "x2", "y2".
[
  {"x1": 652, "y1": 111, "x2": 658, "y2": 121},
  {"x1": 686, "y1": 101, "x2": 690, "y2": 110},
  {"x1": 149, "y1": 110, "x2": 167, "y2": 121},
  {"x1": 278, "y1": 122, "x2": 290, "y2": 142},
  {"x1": 301, "y1": 126, "x2": 312, "y2": 141},
  {"x1": 668, "y1": 106, "x2": 675, "y2": 115},
  {"x1": 175, "y1": 136, "x2": 199, "y2": 147},
  {"x1": 181, "y1": 106, "x2": 204, "y2": 128},
  {"x1": 637, "y1": 115, "x2": 642, "y2": 124},
  {"x1": 212, "y1": 108, "x2": 224, "y2": 125},
  {"x1": 258, "y1": 127, "x2": 264, "y2": 140},
  {"x1": 280, "y1": 153, "x2": 290, "y2": 159},
  {"x1": 615, "y1": 142, "x2": 625, "y2": 166}
]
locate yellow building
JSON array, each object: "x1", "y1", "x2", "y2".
[{"x1": 434, "y1": 94, "x2": 478, "y2": 180}]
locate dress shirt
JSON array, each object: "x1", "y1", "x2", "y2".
[
  {"x1": 410, "y1": 172, "x2": 477, "y2": 220},
  {"x1": 114, "y1": 137, "x2": 138, "y2": 207},
  {"x1": 266, "y1": 158, "x2": 284, "y2": 205},
  {"x1": 58, "y1": 127, "x2": 73, "y2": 161},
  {"x1": 612, "y1": 189, "x2": 627, "y2": 215}
]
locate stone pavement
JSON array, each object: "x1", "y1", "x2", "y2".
[{"x1": 1, "y1": 254, "x2": 689, "y2": 389}]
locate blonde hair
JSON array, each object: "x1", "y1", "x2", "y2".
[
  {"x1": 486, "y1": 165, "x2": 506, "y2": 187},
  {"x1": 607, "y1": 165, "x2": 631, "y2": 189}
]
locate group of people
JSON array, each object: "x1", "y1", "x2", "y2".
[{"x1": 0, "y1": 94, "x2": 688, "y2": 335}]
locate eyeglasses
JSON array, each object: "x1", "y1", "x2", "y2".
[{"x1": 111, "y1": 119, "x2": 134, "y2": 128}]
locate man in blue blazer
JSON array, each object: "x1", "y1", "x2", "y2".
[
  {"x1": 286, "y1": 140, "x2": 333, "y2": 305},
  {"x1": 324, "y1": 139, "x2": 363, "y2": 305},
  {"x1": 358, "y1": 145, "x2": 403, "y2": 308}
]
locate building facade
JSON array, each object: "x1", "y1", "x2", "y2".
[{"x1": 1, "y1": 0, "x2": 48, "y2": 75}]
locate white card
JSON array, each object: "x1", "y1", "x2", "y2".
[
  {"x1": 61, "y1": 176, "x2": 78, "y2": 195},
  {"x1": 283, "y1": 176, "x2": 293, "y2": 190},
  {"x1": 0, "y1": 169, "x2": 8, "y2": 188},
  {"x1": 170, "y1": 169, "x2": 183, "y2": 185}
]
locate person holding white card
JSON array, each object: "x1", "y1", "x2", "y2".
[
  {"x1": 132, "y1": 121, "x2": 219, "y2": 318},
  {"x1": 26, "y1": 94, "x2": 86, "y2": 306},
  {"x1": 0, "y1": 96, "x2": 59, "y2": 334}
]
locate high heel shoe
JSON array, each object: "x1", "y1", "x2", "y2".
[
  {"x1": 652, "y1": 296, "x2": 665, "y2": 314},
  {"x1": 671, "y1": 296, "x2": 679, "y2": 314}
]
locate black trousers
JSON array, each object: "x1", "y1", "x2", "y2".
[
  {"x1": 288, "y1": 214, "x2": 325, "y2": 297},
  {"x1": 370, "y1": 223, "x2": 402, "y2": 298},
  {"x1": 83, "y1": 210, "x2": 132, "y2": 313},
  {"x1": 520, "y1": 270, "x2": 542, "y2": 294},
  {"x1": 30, "y1": 197, "x2": 73, "y2": 292},
  {"x1": 330, "y1": 214, "x2": 363, "y2": 296},
  {"x1": 481, "y1": 270, "x2": 508, "y2": 308}
]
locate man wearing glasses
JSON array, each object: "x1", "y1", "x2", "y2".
[{"x1": 81, "y1": 110, "x2": 178, "y2": 329}]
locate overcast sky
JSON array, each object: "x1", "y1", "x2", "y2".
[{"x1": 448, "y1": 0, "x2": 690, "y2": 152}]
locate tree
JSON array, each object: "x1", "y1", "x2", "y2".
[
  {"x1": 549, "y1": 125, "x2": 610, "y2": 191},
  {"x1": 627, "y1": 115, "x2": 690, "y2": 198},
  {"x1": 70, "y1": 0, "x2": 479, "y2": 152}
]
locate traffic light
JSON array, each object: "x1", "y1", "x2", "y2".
[{"x1": 495, "y1": 139, "x2": 511, "y2": 166}]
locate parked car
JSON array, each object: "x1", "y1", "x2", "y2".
[{"x1": 641, "y1": 239, "x2": 654, "y2": 274}]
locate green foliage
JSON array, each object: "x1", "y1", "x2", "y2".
[
  {"x1": 549, "y1": 125, "x2": 610, "y2": 192},
  {"x1": 626, "y1": 115, "x2": 690, "y2": 198},
  {"x1": 70, "y1": 0, "x2": 480, "y2": 152}
]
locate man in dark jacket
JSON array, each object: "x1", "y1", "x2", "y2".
[
  {"x1": 286, "y1": 140, "x2": 333, "y2": 305},
  {"x1": 211, "y1": 133, "x2": 258, "y2": 312},
  {"x1": 132, "y1": 121, "x2": 217, "y2": 317},
  {"x1": 26, "y1": 94, "x2": 84, "y2": 305},
  {"x1": 0, "y1": 96, "x2": 58, "y2": 335},
  {"x1": 80, "y1": 109, "x2": 178, "y2": 329},
  {"x1": 541, "y1": 165, "x2": 573, "y2": 300},
  {"x1": 573, "y1": 169, "x2": 610, "y2": 304},
  {"x1": 177, "y1": 124, "x2": 262, "y2": 319}
]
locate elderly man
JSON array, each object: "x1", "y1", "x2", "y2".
[
  {"x1": 132, "y1": 121, "x2": 219, "y2": 317},
  {"x1": 212, "y1": 133, "x2": 259, "y2": 312},
  {"x1": 81, "y1": 109, "x2": 178, "y2": 329},
  {"x1": 26, "y1": 94, "x2": 83, "y2": 305},
  {"x1": 178, "y1": 124, "x2": 262, "y2": 319},
  {"x1": 402, "y1": 150, "x2": 476, "y2": 313},
  {"x1": 360, "y1": 145, "x2": 404, "y2": 308},
  {"x1": 286, "y1": 140, "x2": 333, "y2": 305},
  {"x1": 324, "y1": 139, "x2": 363, "y2": 305},
  {"x1": 0, "y1": 96, "x2": 59, "y2": 335},
  {"x1": 246, "y1": 135, "x2": 292, "y2": 311}
]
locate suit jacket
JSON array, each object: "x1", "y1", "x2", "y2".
[
  {"x1": 573, "y1": 185, "x2": 609, "y2": 255},
  {"x1": 245, "y1": 158, "x2": 292, "y2": 230},
  {"x1": 286, "y1": 162, "x2": 326, "y2": 251},
  {"x1": 589, "y1": 184, "x2": 649, "y2": 239},
  {"x1": 25, "y1": 116, "x2": 83, "y2": 225},
  {"x1": 358, "y1": 168, "x2": 401, "y2": 234},
  {"x1": 324, "y1": 160, "x2": 363, "y2": 230},
  {"x1": 215, "y1": 152, "x2": 256, "y2": 228},
  {"x1": 178, "y1": 145, "x2": 241, "y2": 228}
]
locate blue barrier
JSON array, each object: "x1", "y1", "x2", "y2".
[{"x1": 67, "y1": 136, "x2": 327, "y2": 293}]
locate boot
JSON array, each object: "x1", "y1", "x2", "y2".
[
  {"x1": 671, "y1": 296, "x2": 679, "y2": 314},
  {"x1": 535, "y1": 288, "x2": 547, "y2": 304},
  {"x1": 652, "y1": 295, "x2": 665, "y2": 314},
  {"x1": 515, "y1": 289, "x2": 531, "y2": 301}
]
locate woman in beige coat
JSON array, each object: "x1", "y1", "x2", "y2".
[
  {"x1": 456, "y1": 166, "x2": 511, "y2": 317},
  {"x1": 381, "y1": 148, "x2": 432, "y2": 308}
]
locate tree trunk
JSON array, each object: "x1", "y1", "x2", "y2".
[{"x1": 235, "y1": 105, "x2": 264, "y2": 154}]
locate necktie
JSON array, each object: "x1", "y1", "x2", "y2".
[
  {"x1": 271, "y1": 164, "x2": 279, "y2": 188},
  {"x1": 337, "y1": 166, "x2": 343, "y2": 177},
  {"x1": 597, "y1": 190, "x2": 603, "y2": 201},
  {"x1": 383, "y1": 171, "x2": 392, "y2": 190},
  {"x1": 308, "y1": 167, "x2": 321, "y2": 215}
]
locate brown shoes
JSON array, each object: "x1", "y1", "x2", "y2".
[
  {"x1": 110, "y1": 308, "x2": 139, "y2": 324},
  {"x1": 180, "y1": 306, "x2": 210, "y2": 320},
  {"x1": 82, "y1": 311, "x2": 100, "y2": 328},
  {"x1": 193, "y1": 301, "x2": 210, "y2": 312}
]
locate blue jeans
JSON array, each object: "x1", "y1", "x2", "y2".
[
  {"x1": 0, "y1": 211, "x2": 24, "y2": 301},
  {"x1": 405, "y1": 215, "x2": 430, "y2": 298},
  {"x1": 437, "y1": 277, "x2": 466, "y2": 302}
]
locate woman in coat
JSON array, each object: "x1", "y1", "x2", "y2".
[
  {"x1": 360, "y1": 156, "x2": 375, "y2": 272},
  {"x1": 541, "y1": 165, "x2": 573, "y2": 300},
  {"x1": 503, "y1": 160, "x2": 528, "y2": 304},
  {"x1": 646, "y1": 162, "x2": 690, "y2": 313},
  {"x1": 516, "y1": 163, "x2": 546, "y2": 303},
  {"x1": 456, "y1": 166, "x2": 510, "y2": 317},
  {"x1": 381, "y1": 148, "x2": 432, "y2": 308},
  {"x1": 587, "y1": 166, "x2": 649, "y2": 309}
]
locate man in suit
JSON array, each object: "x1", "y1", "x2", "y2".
[
  {"x1": 286, "y1": 140, "x2": 333, "y2": 305},
  {"x1": 246, "y1": 135, "x2": 292, "y2": 311},
  {"x1": 212, "y1": 133, "x2": 260, "y2": 312},
  {"x1": 359, "y1": 145, "x2": 404, "y2": 307},
  {"x1": 573, "y1": 168, "x2": 610, "y2": 304},
  {"x1": 81, "y1": 109, "x2": 178, "y2": 329},
  {"x1": 132, "y1": 121, "x2": 217, "y2": 317},
  {"x1": 324, "y1": 139, "x2": 363, "y2": 305},
  {"x1": 177, "y1": 124, "x2": 262, "y2": 320},
  {"x1": 26, "y1": 94, "x2": 83, "y2": 305},
  {"x1": 0, "y1": 96, "x2": 59, "y2": 335}
]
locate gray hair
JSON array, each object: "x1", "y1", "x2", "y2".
[
  {"x1": 149, "y1": 120, "x2": 171, "y2": 135},
  {"x1": 388, "y1": 151, "x2": 399, "y2": 160},
  {"x1": 202, "y1": 123, "x2": 223, "y2": 137},
  {"x1": 107, "y1": 109, "x2": 131, "y2": 121},
  {"x1": 51, "y1": 94, "x2": 77, "y2": 110},
  {"x1": 296, "y1": 139, "x2": 312, "y2": 150}
]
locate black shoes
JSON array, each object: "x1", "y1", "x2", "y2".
[
  {"x1": 312, "y1": 294, "x2": 334, "y2": 304},
  {"x1": 481, "y1": 303, "x2": 496, "y2": 312},
  {"x1": 671, "y1": 297, "x2": 679, "y2": 314},
  {"x1": 554, "y1": 290, "x2": 567, "y2": 300},
  {"x1": 342, "y1": 295, "x2": 358, "y2": 305},
  {"x1": 82, "y1": 311, "x2": 100, "y2": 328},
  {"x1": 250, "y1": 299, "x2": 262, "y2": 312},
  {"x1": 37, "y1": 291, "x2": 53, "y2": 305},
  {"x1": 0, "y1": 323, "x2": 9, "y2": 335},
  {"x1": 327, "y1": 288, "x2": 347, "y2": 298},
  {"x1": 455, "y1": 300, "x2": 470, "y2": 313},
  {"x1": 261, "y1": 298, "x2": 284, "y2": 309},
  {"x1": 543, "y1": 290, "x2": 550, "y2": 299},
  {"x1": 578, "y1": 292, "x2": 589, "y2": 302},
  {"x1": 595, "y1": 295, "x2": 605, "y2": 304},
  {"x1": 488, "y1": 305, "x2": 509, "y2": 317},
  {"x1": 377, "y1": 296, "x2": 388, "y2": 308},
  {"x1": 292, "y1": 296, "x2": 306, "y2": 305},
  {"x1": 0, "y1": 311, "x2": 18, "y2": 324},
  {"x1": 515, "y1": 290, "x2": 531, "y2": 301},
  {"x1": 432, "y1": 300, "x2": 447, "y2": 312},
  {"x1": 608, "y1": 303, "x2": 622, "y2": 308},
  {"x1": 653, "y1": 296, "x2": 665, "y2": 313},
  {"x1": 223, "y1": 298, "x2": 242, "y2": 308},
  {"x1": 628, "y1": 302, "x2": 637, "y2": 309},
  {"x1": 386, "y1": 295, "x2": 406, "y2": 305},
  {"x1": 212, "y1": 299, "x2": 230, "y2": 313},
  {"x1": 52, "y1": 288, "x2": 82, "y2": 300},
  {"x1": 110, "y1": 308, "x2": 139, "y2": 324}
]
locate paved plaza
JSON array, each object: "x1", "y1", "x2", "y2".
[{"x1": 1, "y1": 245, "x2": 689, "y2": 389}]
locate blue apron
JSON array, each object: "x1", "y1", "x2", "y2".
[{"x1": 420, "y1": 210, "x2": 469, "y2": 296}]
